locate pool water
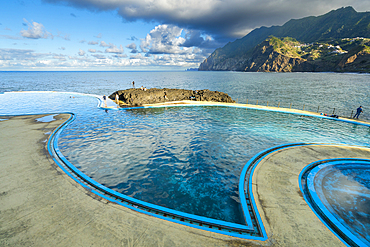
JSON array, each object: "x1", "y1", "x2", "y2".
[
  {"x1": 305, "y1": 161, "x2": 370, "y2": 246},
  {"x1": 1, "y1": 92, "x2": 370, "y2": 225}
]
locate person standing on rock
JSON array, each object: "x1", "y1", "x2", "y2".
[
  {"x1": 132, "y1": 81, "x2": 135, "y2": 88},
  {"x1": 353, "y1": 106, "x2": 363, "y2": 119},
  {"x1": 115, "y1": 94, "x2": 119, "y2": 107}
]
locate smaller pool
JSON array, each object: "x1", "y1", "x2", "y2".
[{"x1": 302, "y1": 159, "x2": 370, "y2": 246}]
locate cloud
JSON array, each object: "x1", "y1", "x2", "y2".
[
  {"x1": 70, "y1": 13, "x2": 77, "y2": 17},
  {"x1": 44, "y1": 0, "x2": 370, "y2": 40},
  {"x1": 128, "y1": 24, "x2": 212, "y2": 67},
  {"x1": 0, "y1": 48, "x2": 49, "y2": 62},
  {"x1": 100, "y1": 41, "x2": 110, "y2": 47},
  {"x1": 0, "y1": 34, "x2": 23, "y2": 40},
  {"x1": 105, "y1": 44, "x2": 124, "y2": 54},
  {"x1": 138, "y1": 24, "x2": 216, "y2": 58},
  {"x1": 99, "y1": 41, "x2": 124, "y2": 53},
  {"x1": 59, "y1": 47, "x2": 66, "y2": 50},
  {"x1": 20, "y1": 19, "x2": 53, "y2": 39},
  {"x1": 56, "y1": 31, "x2": 71, "y2": 41},
  {"x1": 129, "y1": 53, "x2": 147, "y2": 60},
  {"x1": 0, "y1": 47, "x2": 205, "y2": 70},
  {"x1": 92, "y1": 54, "x2": 106, "y2": 59},
  {"x1": 79, "y1": 39, "x2": 86, "y2": 43},
  {"x1": 88, "y1": 49, "x2": 97, "y2": 53},
  {"x1": 112, "y1": 54, "x2": 128, "y2": 58},
  {"x1": 140, "y1": 24, "x2": 187, "y2": 54},
  {"x1": 126, "y1": 43, "x2": 138, "y2": 53},
  {"x1": 95, "y1": 33, "x2": 102, "y2": 38},
  {"x1": 53, "y1": 54, "x2": 67, "y2": 61},
  {"x1": 78, "y1": 49, "x2": 85, "y2": 56},
  {"x1": 128, "y1": 36, "x2": 138, "y2": 41},
  {"x1": 182, "y1": 30, "x2": 222, "y2": 49},
  {"x1": 5, "y1": 27, "x2": 12, "y2": 31},
  {"x1": 88, "y1": 41, "x2": 98, "y2": 45}
]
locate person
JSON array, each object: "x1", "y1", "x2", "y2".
[
  {"x1": 132, "y1": 81, "x2": 135, "y2": 88},
  {"x1": 115, "y1": 94, "x2": 119, "y2": 103},
  {"x1": 140, "y1": 86, "x2": 144, "y2": 90},
  {"x1": 353, "y1": 106, "x2": 363, "y2": 119},
  {"x1": 102, "y1": 95, "x2": 107, "y2": 108},
  {"x1": 143, "y1": 87, "x2": 147, "y2": 91}
]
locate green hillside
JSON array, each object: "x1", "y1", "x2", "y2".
[
  {"x1": 240, "y1": 36, "x2": 370, "y2": 72},
  {"x1": 199, "y1": 6, "x2": 370, "y2": 72}
]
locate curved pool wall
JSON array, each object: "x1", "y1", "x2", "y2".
[
  {"x1": 48, "y1": 113, "x2": 262, "y2": 238},
  {"x1": 1, "y1": 91, "x2": 370, "y2": 240},
  {"x1": 300, "y1": 159, "x2": 370, "y2": 246}
]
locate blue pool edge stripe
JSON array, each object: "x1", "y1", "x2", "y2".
[
  {"x1": 2, "y1": 91, "x2": 369, "y2": 242},
  {"x1": 46, "y1": 113, "x2": 267, "y2": 240},
  {"x1": 238, "y1": 143, "x2": 370, "y2": 244},
  {"x1": 299, "y1": 158, "x2": 370, "y2": 247}
]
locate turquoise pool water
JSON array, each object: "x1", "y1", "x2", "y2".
[
  {"x1": 1, "y1": 92, "x2": 370, "y2": 225},
  {"x1": 303, "y1": 160, "x2": 370, "y2": 246}
]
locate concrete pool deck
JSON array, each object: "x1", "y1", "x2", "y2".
[{"x1": 1, "y1": 114, "x2": 369, "y2": 246}]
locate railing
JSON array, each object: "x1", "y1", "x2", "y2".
[{"x1": 235, "y1": 99, "x2": 367, "y2": 120}]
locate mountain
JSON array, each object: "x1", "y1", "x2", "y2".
[
  {"x1": 199, "y1": 7, "x2": 370, "y2": 72},
  {"x1": 239, "y1": 36, "x2": 370, "y2": 72}
]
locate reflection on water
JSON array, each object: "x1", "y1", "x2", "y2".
[
  {"x1": 36, "y1": 114, "x2": 58, "y2": 123},
  {"x1": 312, "y1": 163, "x2": 370, "y2": 246}
]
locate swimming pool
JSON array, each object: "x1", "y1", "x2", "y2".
[
  {"x1": 1, "y1": 91, "x2": 370, "y2": 239},
  {"x1": 300, "y1": 159, "x2": 370, "y2": 246}
]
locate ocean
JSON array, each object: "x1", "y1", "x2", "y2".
[{"x1": 1, "y1": 71, "x2": 369, "y2": 119}]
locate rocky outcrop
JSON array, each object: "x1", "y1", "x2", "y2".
[
  {"x1": 109, "y1": 88, "x2": 235, "y2": 106},
  {"x1": 338, "y1": 46, "x2": 370, "y2": 72}
]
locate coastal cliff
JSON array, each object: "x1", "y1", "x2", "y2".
[
  {"x1": 109, "y1": 88, "x2": 235, "y2": 106},
  {"x1": 199, "y1": 7, "x2": 370, "y2": 73},
  {"x1": 241, "y1": 36, "x2": 370, "y2": 72}
]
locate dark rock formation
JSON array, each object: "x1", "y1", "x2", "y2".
[{"x1": 109, "y1": 88, "x2": 235, "y2": 106}]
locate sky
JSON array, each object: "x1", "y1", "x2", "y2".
[{"x1": 1, "y1": 0, "x2": 369, "y2": 71}]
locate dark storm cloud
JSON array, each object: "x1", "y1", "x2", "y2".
[
  {"x1": 182, "y1": 30, "x2": 223, "y2": 49},
  {"x1": 43, "y1": 0, "x2": 370, "y2": 40}
]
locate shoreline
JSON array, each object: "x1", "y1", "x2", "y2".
[{"x1": 1, "y1": 114, "x2": 369, "y2": 246}]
